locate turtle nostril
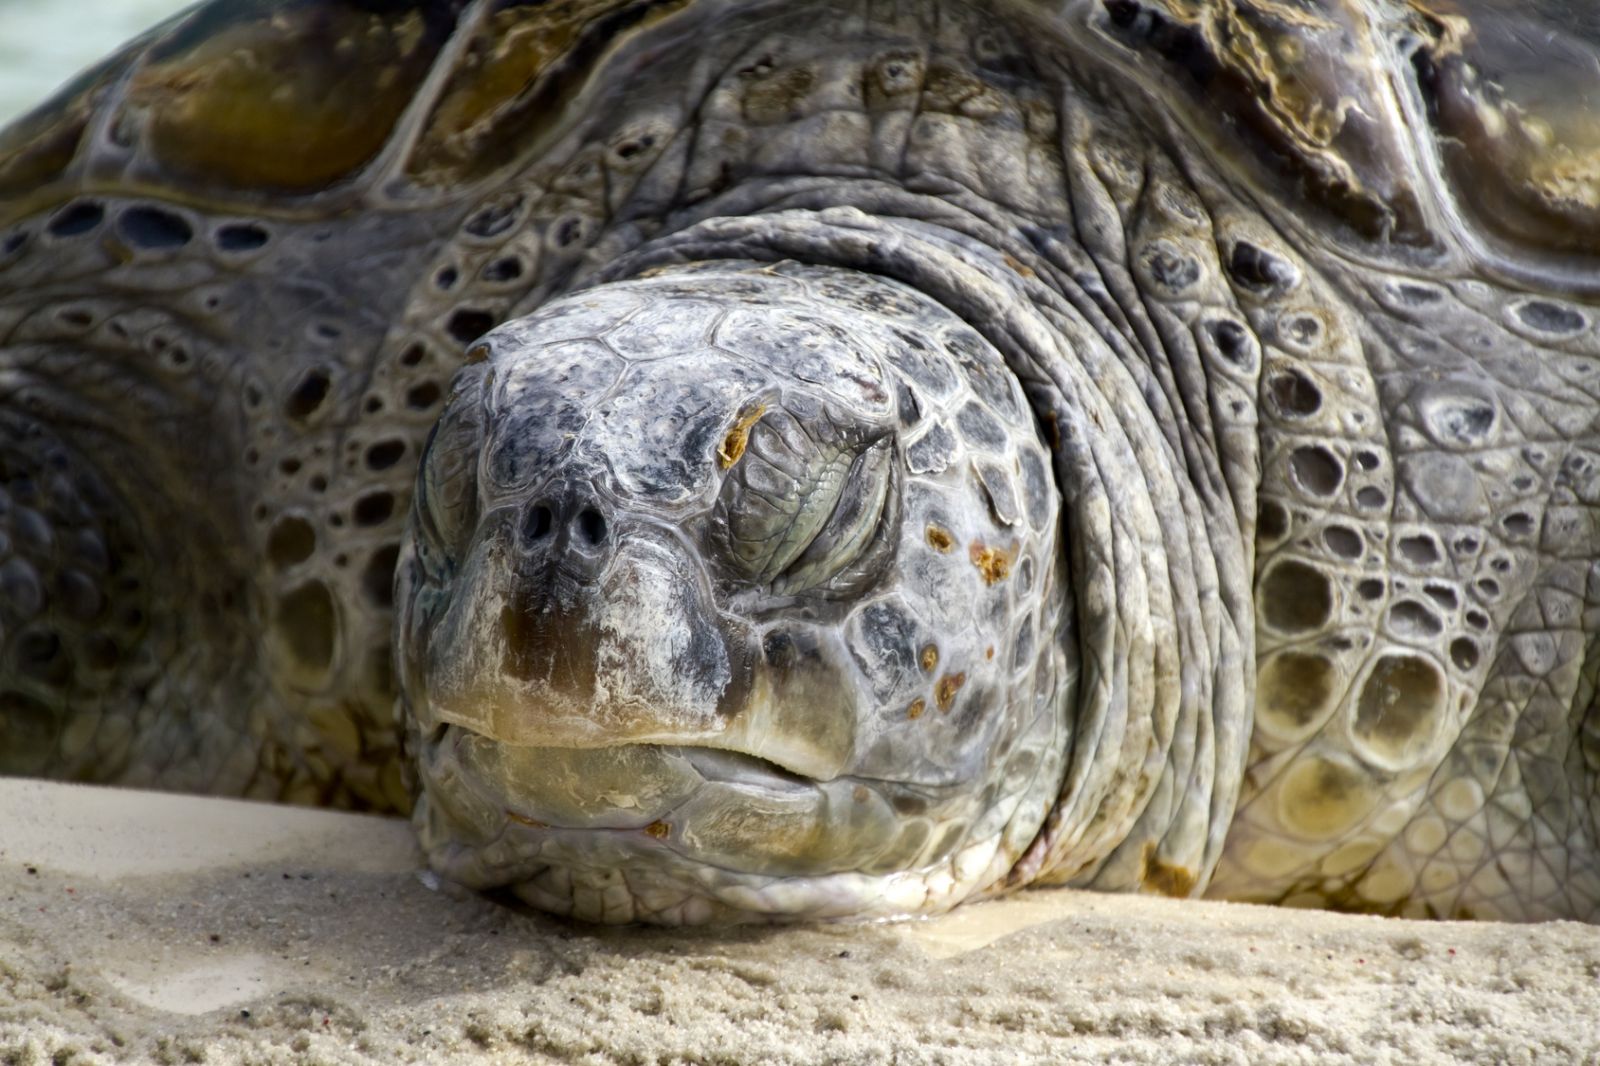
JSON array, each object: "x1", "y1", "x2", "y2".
[
  {"x1": 524, "y1": 503, "x2": 554, "y2": 543},
  {"x1": 576, "y1": 507, "x2": 607, "y2": 545}
]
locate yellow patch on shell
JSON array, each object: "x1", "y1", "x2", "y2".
[
  {"x1": 406, "y1": 0, "x2": 692, "y2": 184},
  {"x1": 919, "y1": 644, "x2": 939, "y2": 673},
  {"x1": 643, "y1": 820, "x2": 671, "y2": 840},
  {"x1": 925, "y1": 525, "x2": 955, "y2": 552},
  {"x1": 716, "y1": 403, "x2": 766, "y2": 468},
  {"x1": 127, "y1": 7, "x2": 445, "y2": 193},
  {"x1": 906, "y1": 698, "x2": 926, "y2": 720}
]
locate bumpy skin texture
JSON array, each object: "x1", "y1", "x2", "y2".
[
  {"x1": 1, "y1": 0, "x2": 1597, "y2": 922},
  {"x1": 398, "y1": 264, "x2": 1072, "y2": 921}
]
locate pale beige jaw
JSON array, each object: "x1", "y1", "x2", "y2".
[
  {"x1": 426, "y1": 671, "x2": 858, "y2": 783},
  {"x1": 429, "y1": 729, "x2": 909, "y2": 877}
]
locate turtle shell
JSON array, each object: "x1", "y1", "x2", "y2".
[
  {"x1": 1405, "y1": 1, "x2": 1600, "y2": 261},
  {"x1": 0, "y1": 0, "x2": 692, "y2": 225},
  {"x1": 1073, "y1": 0, "x2": 1600, "y2": 279},
  {"x1": 11, "y1": 0, "x2": 1598, "y2": 271}
]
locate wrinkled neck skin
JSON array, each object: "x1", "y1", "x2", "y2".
[
  {"x1": 589, "y1": 197, "x2": 1257, "y2": 899},
  {"x1": 404, "y1": 0, "x2": 1260, "y2": 918},
  {"x1": 573, "y1": 0, "x2": 1262, "y2": 898}
]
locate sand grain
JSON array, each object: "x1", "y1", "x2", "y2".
[{"x1": 2, "y1": 780, "x2": 1596, "y2": 1064}]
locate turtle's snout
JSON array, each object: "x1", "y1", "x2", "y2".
[
  {"x1": 420, "y1": 501, "x2": 751, "y2": 750},
  {"x1": 516, "y1": 480, "x2": 614, "y2": 582}
]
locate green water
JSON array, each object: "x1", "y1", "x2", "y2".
[{"x1": 0, "y1": 0, "x2": 194, "y2": 124}]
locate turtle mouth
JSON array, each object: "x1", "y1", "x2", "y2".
[
  {"x1": 422, "y1": 722, "x2": 829, "y2": 832},
  {"x1": 505, "y1": 744, "x2": 818, "y2": 834},
  {"x1": 418, "y1": 722, "x2": 910, "y2": 880},
  {"x1": 421, "y1": 663, "x2": 857, "y2": 782},
  {"x1": 426, "y1": 723, "x2": 816, "y2": 792}
]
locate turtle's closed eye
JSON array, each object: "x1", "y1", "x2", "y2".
[{"x1": 713, "y1": 405, "x2": 898, "y2": 596}]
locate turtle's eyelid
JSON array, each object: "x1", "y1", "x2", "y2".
[
  {"x1": 724, "y1": 442, "x2": 853, "y2": 580},
  {"x1": 774, "y1": 436, "x2": 896, "y2": 595},
  {"x1": 415, "y1": 442, "x2": 453, "y2": 551},
  {"x1": 414, "y1": 398, "x2": 484, "y2": 554},
  {"x1": 713, "y1": 398, "x2": 899, "y2": 592}
]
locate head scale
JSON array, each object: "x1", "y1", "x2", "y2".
[{"x1": 396, "y1": 261, "x2": 1070, "y2": 923}]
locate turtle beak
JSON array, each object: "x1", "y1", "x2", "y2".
[{"x1": 414, "y1": 489, "x2": 857, "y2": 785}]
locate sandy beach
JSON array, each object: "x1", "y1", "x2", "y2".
[{"x1": 2, "y1": 778, "x2": 1597, "y2": 1065}]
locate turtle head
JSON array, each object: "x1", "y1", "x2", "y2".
[{"x1": 396, "y1": 261, "x2": 1069, "y2": 924}]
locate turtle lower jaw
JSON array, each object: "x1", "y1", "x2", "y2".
[
  {"x1": 413, "y1": 746, "x2": 1017, "y2": 924},
  {"x1": 424, "y1": 723, "x2": 816, "y2": 828},
  {"x1": 412, "y1": 721, "x2": 1041, "y2": 923}
]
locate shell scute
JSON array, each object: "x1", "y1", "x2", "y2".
[
  {"x1": 1093, "y1": 0, "x2": 1430, "y2": 244},
  {"x1": 0, "y1": 0, "x2": 469, "y2": 221},
  {"x1": 404, "y1": 0, "x2": 693, "y2": 187},
  {"x1": 1408, "y1": 1, "x2": 1600, "y2": 261},
  {"x1": 126, "y1": 0, "x2": 465, "y2": 193}
]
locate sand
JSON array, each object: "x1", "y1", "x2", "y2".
[{"x1": 2, "y1": 779, "x2": 1597, "y2": 1065}]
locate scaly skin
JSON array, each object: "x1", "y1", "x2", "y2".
[{"x1": 0, "y1": 0, "x2": 1596, "y2": 921}]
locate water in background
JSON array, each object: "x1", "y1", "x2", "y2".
[{"x1": 0, "y1": 0, "x2": 195, "y2": 124}]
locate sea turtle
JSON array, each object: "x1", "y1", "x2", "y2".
[{"x1": 3, "y1": 0, "x2": 1598, "y2": 925}]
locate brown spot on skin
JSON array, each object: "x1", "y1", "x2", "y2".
[
  {"x1": 920, "y1": 644, "x2": 939, "y2": 672},
  {"x1": 985, "y1": 646, "x2": 994, "y2": 660},
  {"x1": 1140, "y1": 842, "x2": 1197, "y2": 898},
  {"x1": 1041, "y1": 411, "x2": 1062, "y2": 452},
  {"x1": 1002, "y1": 252, "x2": 1036, "y2": 278},
  {"x1": 742, "y1": 64, "x2": 818, "y2": 123},
  {"x1": 644, "y1": 821, "x2": 671, "y2": 840},
  {"x1": 852, "y1": 785, "x2": 870, "y2": 803},
  {"x1": 506, "y1": 811, "x2": 547, "y2": 829},
  {"x1": 926, "y1": 525, "x2": 955, "y2": 552},
  {"x1": 906, "y1": 698, "x2": 926, "y2": 720},
  {"x1": 969, "y1": 541, "x2": 1014, "y2": 584},
  {"x1": 935, "y1": 672, "x2": 966, "y2": 711},
  {"x1": 717, "y1": 403, "x2": 766, "y2": 468},
  {"x1": 465, "y1": 343, "x2": 490, "y2": 365}
]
